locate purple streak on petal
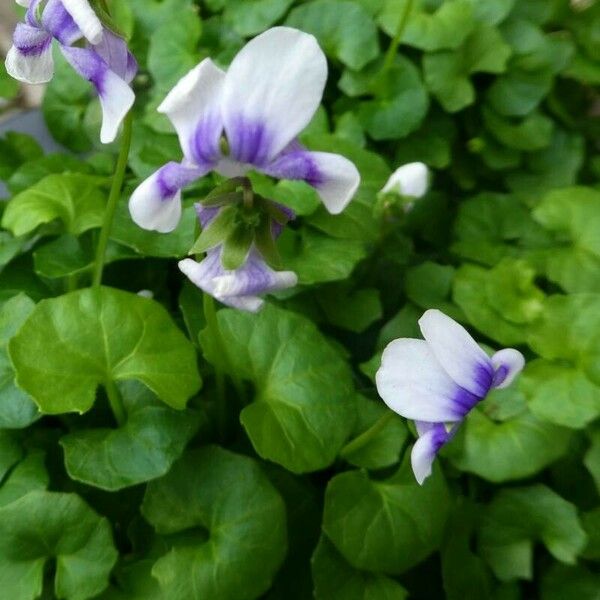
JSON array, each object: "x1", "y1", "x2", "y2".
[
  {"x1": 451, "y1": 386, "x2": 483, "y2": 418},
  {"x1": 415, "y1": 421, "x2": 451, "y2": 452},
  {"x1": 492, "y1": 365, "x2": 509, "y2": 387},
  {"x1": 190, "y1": 114, "x2": 224, "y2": 166},
  {"x1": 271, "y1": 201, "x2": 295, "y2": 239},
  {"x1": 227, "y1": 116, "x2": 273, "y2": 166},
  {"x1": 60, "y1": 45, "x2": 109, "y2": 94},
  {"x1": 155, "y1": 162, "x2": 203, "y2": 200},
  {"x1": 94, "y1": 29, "x2": 137, "y2": 83},
  {"x1": 26, "y1": 0, "x2": 45, "y2": 27},
  {"x1": 12, "y1": 23, "x2": 52, "y2": 57},
  {"x1": 41, "y1": 0, "x2": 81, "y2": 45},
  {"x1": 474, "y1": 361, "x2": 494, "y2": 395},
  {"x1": 263, "y1": 148, "x2": 325, "y2": 187}
]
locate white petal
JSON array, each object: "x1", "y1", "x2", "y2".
[
  {"x1": 419, "y1": 309, "x2": 493, "y2": 398},
  {"x1": 222, "y1": 27, "x2": 327, "y2": 165},
  {"x1": 376, "y1": 339, "x2": 476, "y2": 422},
  {"x1": 158, "y1": 58, "x2": 225, "y2": 165},
  {"x1": 264, "y1": 149, "x2": 360, "y2": 214},
  {"x1": 178, "y1": 257, "x2": 265, "y2": 313},
  {"x1": 60, "y1": 0, "x2": 103, "y2": 44},
  {"x1": 16, "y1": 0, "x2": 31, "y2": 7},
  {"x1": 97, "y1": 69, "x2": 135, "y2": 143},
  {"x1": 491, "y1": 348, "x2": 525, "y2": 389},
  {"x1": 411, "y1": 423, "x2": 449, "y2": 485},
  {"x1": 382, "y1": 162, "x2": 429, "y2": 198},
  {"x1": 129, "y1": 163, "x2": 205, "y2": 233},
  {"x1": 5, "y1": 43, "x2": 53, "y2": 84}
]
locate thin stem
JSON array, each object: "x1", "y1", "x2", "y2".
[
  {"x1": 92, "y1": 112, "x2": 133, "y2": 288},
  {"x1": 340, "y1": 411, "x2": 395, "y2": 458},
  {"x1": 105, "y1": 379, "x2": 126, "y2": 426},
  {"x1": 382, "y1": 0, "x2": 414, "y2": 72}
]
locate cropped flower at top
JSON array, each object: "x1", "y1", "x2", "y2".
[
  {"x1": 179, "y1": 203, "x2": 298, "y2": 313},
  {"x1": 5, "y1": 0, "x2": 136, "y2": 144},
  {"x1": 376, "y1": 309, "x2": 525, "y2": 485},
  {"x1": 128, "y1": 26, "x2": 361, "y2": 233}
]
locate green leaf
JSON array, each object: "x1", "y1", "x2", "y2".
[
  {"x1": 317, "y1": 285, "x2": 383, "y2": 333},
  {"x1": 0, "y1": 294, "x2": 39, "y2": 428},
  {"x1": 223, "y1": 0, "x2": 295, "y2": 36},
  {"x1": 0, "y1": 66, "x2": 19, "y2": 101},
  {"x1": 61, "y1": 381, "x2": 202, "y2": 491},
  {"x1": 446, "y1": 397, "x2": 572, "y2": 482},
  {"x1": 342, "y1": 395, "x2": 407, "y2": 470},
  {"x1": 323, "y1": 457, "x2": 451, "y2": 574},
  {"x1": 487, "y1": 69, "x2": 553, "y2": 116},
  {"x1": 584, "y1": 428, "x2": 600, "y2": 495},
  {"x1": 405, "y1": 261, "x2": 461, "y2": 318},
  {"x1": 378, "y1": 0, "x2": 476, "y2": 51},
  {"x1": 478, "y1": 485, "x2": 588, "y2": 581},
  {"x1": 0, "y1": 132, "x2": 43, "y2": 182},
  {"x1": 286, "y1": 0, "x2": 380, "y2": 70},
  {"x1": 521, "y1": 360, "x2": 600, "y2": 429},
  {"x1": 111, "y1": 202, "x2": 197, "y2": 258},
  {"x1": 0, "y1": 430, "x2": 23, "y2": 480},
  {"x1": 312, "y1": 536, "x2": 408, "y2": 600},
  {"x1": 0, "y1": 451, "x2": 48, "y2": 508},
  {"x1": 527, "y1": 294, "x2": 600, "y2": 386},
  {"x1": 453, "y1": 260, "x2": 544, "y2": 346},
  {"x1": 464, "y1": 0, "x2": 515, "y2": 25},
  {"x1": 96, "y1": 560, "x2": 166, "y2": 600},
  {"x1": 9, "y1": 287, "x2": 201, "y2": 414},
  {"x1": 424, "y1": 26, "x2": 512, "y2": 112},
  {"x1": 141, "y1": 447, "x2": 287, "y2": 600},
  {"x1": 2, "y1": 174, "x2": 106, "y2": 237},
  {"x1": 357, "y1": 58, "x2": 429, "y2": 140},
  {"x1": 279, "y1": 227, "x2": 368, "y2": 285},
  {"x1": 541, "y1": 564, "x2": 600, "y2": 600},
  {"x1": 532, "y1": 186, "x2": 600, "y2": 293},
  {"x1": 200, "y1": 304, "x2": 355, "y2": 473},
  {"x1": 0, "y1": 490, "x2": 118, "y2": 600},
  {"x1": 483, "y1": 108, "x2": 554, "y2": 151}
]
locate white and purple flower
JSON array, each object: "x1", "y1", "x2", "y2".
[
  {"x1": 376, "y1": 309, "x2": 525, "y2": 485},
  {"x1": 179, "y1": 203, "x2": 297, "y2": 313},
  {"x1": 5, "y1": 0, "x2": 136, "y2": 143},
  {"x1": 128, "y1": 26, "x2": 361, "y2": 233}
]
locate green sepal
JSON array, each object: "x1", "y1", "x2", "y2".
[
  {"x1": 260, "y1": 196, "x2": 293, "y2": 225},
  {"x1": 89, "y1": 0, "x2": 127, "y2": 39},
  {"x1": 203, "y1": 177, "x2": 249, "y2": 204},
  {"x1": 255, "y1": 214, "x2": 282, "y2": 269},
  {"x1": 201, "y1": 190, "x2": 245, "y2": 208},
  {"x1": 222, "y1": 224, "x2": 255, "y2": 270},
  {"x1": 189, "y1": 205, "x2": 237, "y2": 255}
]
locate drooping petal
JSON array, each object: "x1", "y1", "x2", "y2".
[
  {"x1": 222, "y1": 27, "x2": 327, "y2": 166},
  {"x1": 376, "y1": 338, "x2": 479, "y2": 422},
  {"x1": 419, "y1": 309, "x2": 494, "y2": 398},
  {"x1": 411, "y1": 422, "x2": 450, "y2": 485},
  {"x1": 129, "y1": 162, "x2": 207, "y2": 233},
  {"x1": 264, "y1": 148, "x2": 360, "y2": 214},
  {"x1": 158, "y1": 58, "x2": 225, "y2": 166},
  {"x1": 41, "y1": 0, "x2": 84, "y2": 45},
  {"x1": 60, "y1": 45, "x2": 134, "y2": 143},
  {"x1": 491, "y1": 348, "x2": 525, "y2": 389},
  {"x1": 94, "y1": 29, "x2": 138, "y2": 83},
  {"x1": 60, "y1": 0, "x2": 103, "y2": 44},
  {"x1": 5, "y1": 24, "x2": 53, "y2": 84},
  {"x1": 382, "y1": 162, "x2": 429, "y2": 198},
  {"x1": 179, "y1": 249, "x2": 297, "y2": 313}
]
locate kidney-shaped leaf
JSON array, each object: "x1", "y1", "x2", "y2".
[
  {"x1": 201, "y1": 304, "x2": 356, "y2": 473},
  {"x1": 61, "y1": 381, "x2": 202, "y2": 491},
  {"x1": 323, "y1": 457, "x2": 451, "y2": 575},
  {"x1": 142, "y1": 446, "x2": 287, "y2": 600},
  {"x1": 0, "y1": 490, "x2": 118, "y2": 600},
  {"x1": 9, "y1": 287, "x2": 201, "y2": 414}
]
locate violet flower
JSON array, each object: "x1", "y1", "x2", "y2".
[
  {"x1": 128, "y1": 26, "x2": 360, "y2": 233},
  {"x1": 5, "y1": 0, "x2": 136, "y2": 143},
  {"x1": 179, "y1": 204, "x2": 297, "y2": 313},
  {"x1": 376, "y1": 309, "x2": 525, "y2": 485}
]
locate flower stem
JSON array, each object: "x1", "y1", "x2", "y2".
[
  {"x1": 340, "y1": 411, "x2": 395, "y2": 458},
  {"x1": 105, "y1": 379, "x2": 126, "y2": 426},
  {"x1": 91, "y1": 111, "x2": 133, "y2": 288},
  {"x1": 382, "y1": 0, "x2": 414, "y2": 72}
]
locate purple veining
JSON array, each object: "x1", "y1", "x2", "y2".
[
  {"x1": 227, "y1": 116, "x2": 273, "y2": 166},
  {"x1": 190, "y1": 114, "x2": 224, "y2": 166}
]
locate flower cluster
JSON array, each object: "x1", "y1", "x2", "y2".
[
  {"x1": 6, "y1": 0, "x2": 136, "y2": 143},
  {"x1": 376, "y1": 309, "x2": 525, "y2": 484}
]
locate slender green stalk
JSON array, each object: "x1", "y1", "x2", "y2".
[
  {"x1": 382, "y1": 0, "x2": 414, "y2": 72},
  {"x1": 340, "y1": 411, "x2": 395, "y2": 458},
  {"x1": 92, "y1": 112, "x2": 133, "y2": 288},
  {"x1": 105, "y1": 379, "x2": 126, "y2": 426}
]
